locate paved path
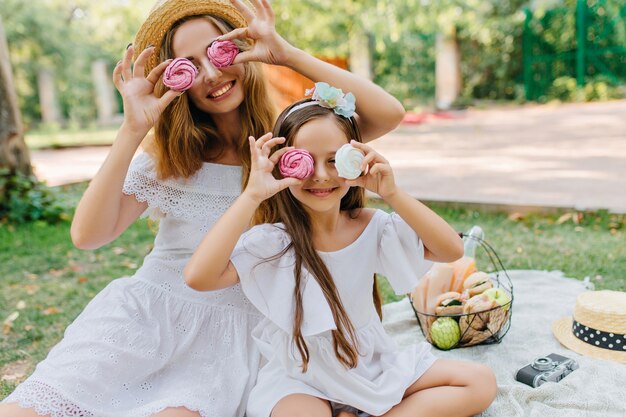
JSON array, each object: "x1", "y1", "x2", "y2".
[
  {"x1": 31, "y1": 100, "x2": 626, "y2": 213},
  {"x1": 32, "y1": 146, "x2": 110, "y2": 187},
  {"x1": 369, "y1": 100, "x2": 626, "y2": 212}
]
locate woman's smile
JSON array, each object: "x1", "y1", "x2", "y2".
[
  {"x1": 207, "y1": 80, "x2": 236, "y2": 100},
  {"x1": 172, "y1": 18, "x2": 245, "y2": 114}
]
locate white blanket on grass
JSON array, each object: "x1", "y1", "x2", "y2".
[{"x1": 382, "y1": 270, "x2": 626, "y2": 417}]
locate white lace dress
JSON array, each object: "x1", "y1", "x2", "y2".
[
  {"x1": 3, "y1": 153, "x2": 262, "y2": 417},
  {"x1": 230, "y1": 210, "x2": 437, "y2": 417}
]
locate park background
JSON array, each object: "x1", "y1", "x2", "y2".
[
  {"x1": 2, "y1": 0, "x2": 626, "y2": 130},
  {"x1": 0, "y1": 0, "x2": 625, "y2": 397}
]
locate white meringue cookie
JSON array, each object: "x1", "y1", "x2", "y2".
[{"x1": 335, "y1": 143, "x2": 364, "y2": 180}]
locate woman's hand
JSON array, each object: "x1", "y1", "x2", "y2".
[
  {"x1": 217, "y1": 0, "x2": 293, "y2": 66},
  {"x1": 244, "y1": 133, "x2": 301, "y2": 203},
  {"x1": 344, "y1": 141, "x2": 398, "y2": 200},
  {"x1": 112, "y1": 45, "x2": 180, "y2": 138}
]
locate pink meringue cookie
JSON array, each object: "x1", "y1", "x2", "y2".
[
  {"x1": 163, "y1": 58, "x2": 197, "y2": 91},
  {"x1": 279, "y1": 149, "x2": 314, "y2": 179},
  {"x1": 207, "y1": 40, "x2": 239, "y2": 68}
]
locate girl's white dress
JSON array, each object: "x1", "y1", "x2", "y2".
[
  {"x1": 230, "y1": 209, "x2": 437, "y2": 417},
  {"x1": 3, "y1": 153, "x2": 262, "y2": 417}
]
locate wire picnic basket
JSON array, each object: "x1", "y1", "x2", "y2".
[{"x1": 409, "y1": 227, "x2": 514, "y2": 350}]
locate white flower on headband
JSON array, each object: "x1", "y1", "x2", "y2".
[{"x1": 305, "y1": 82, "x2": 356, "y2": 118}]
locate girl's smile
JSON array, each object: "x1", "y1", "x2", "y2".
[
  {"x1": 305, "y1": 187, "x2": 339, "y2": 198},
  {"x1": 287, "y1": 115, "x2": 353, "y2": 213}
]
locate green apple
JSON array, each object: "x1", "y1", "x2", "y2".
[
  {"x1": 430, "y1": 317, "x2": 461, "y2": 350},
  {"x1": 483, "y1": 287, "x2": 511, "y2": 311}
]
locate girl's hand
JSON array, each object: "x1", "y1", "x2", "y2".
[
  {"x1": 345, "y1": 141, "x2": 398, "y2": 200},
  {"x1": 217, "y1": 0, "x2": 292, "y2": 66},
  {"x1": 112, "y1": 45, "x2": 180, "y2": 138},
  {"x1": 244, "y1": 133, "x2": 301, "y2": 203}
]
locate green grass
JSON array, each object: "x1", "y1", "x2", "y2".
[
  {"x1": 1, "y1": 185, "x2": 625, "y2": 397},
  {"x1": 25, "y1": 127, "x2": 118, "y2": 150},
  {"x1": 0, "y1": 184, "x2": 156, "y2": 396}
]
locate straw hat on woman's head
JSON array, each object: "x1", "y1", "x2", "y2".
[
  {"x1": 552, "y1": 290, "x2": 626, "y2": 364},
  {"x1": 133, "y1": 0, "x2": 248, "y2": 74}
]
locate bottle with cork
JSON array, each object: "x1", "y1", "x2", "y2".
[
  {"x1": 449, "y1": 226, "x2": 483, "y2": 293},
  {"x1": 411, "y1": 226, "x2": 484, "y2": 314}
]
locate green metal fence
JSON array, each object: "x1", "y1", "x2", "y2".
[{"x1": 523, "y1": 0, "x2": 626, "y2": 100}]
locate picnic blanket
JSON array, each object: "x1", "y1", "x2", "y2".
[{"x1": 382, "y1": 270, "x2": 626, "y2": 417}]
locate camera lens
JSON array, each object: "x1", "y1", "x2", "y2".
[{"x1": 532, "y1": 357, "x2": 555, "y2": 371}]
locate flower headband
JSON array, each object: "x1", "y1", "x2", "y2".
[{"x1": 285, "y1": 82, "x2": 356, "y2": 119}]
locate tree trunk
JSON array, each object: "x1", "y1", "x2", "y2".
[
  {"x1": 435, "y1": 27, "x2": 462, "y2": 110},
  {"x1": 0, "y1": 16, "x2": 32, "y2": 177}
]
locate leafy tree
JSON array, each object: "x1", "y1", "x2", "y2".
[
  {"x1": 0, "y1": 0, "x2": 153, "y2": 127},
  {"x1": 271, "y1": 0, "x2": 530, "y2": 104},
  {"x1": 1, "y1": 13, "x2": 71, "y2": 224},
  {"x1": 0, "y1": 16, "x2": 30, "y2": 176},
  {"x1": 1, "y1": 0, "x2": 624, "y2": 126}
]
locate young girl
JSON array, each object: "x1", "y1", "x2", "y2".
[
  {"x1": 0, "y1": 1, "x2": 405, "y2": 416},
  {"x1": 185, "y1": 87, "x2": 498, "y2": 417}
]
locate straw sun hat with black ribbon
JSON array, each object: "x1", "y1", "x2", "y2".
[
  {"x1": 133, "y1": 0, "x2": 248, "y2": 75},
  {"x1": 552, "y1": 290, "x2": 626, "y2": 364}
]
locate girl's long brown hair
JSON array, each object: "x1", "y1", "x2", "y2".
[
  {"x1": 258, "y1": 101, "x2": 381, "y2": 372},
  {"x1": 149, "y1": 15, "x2": 276, "y2": 185}
]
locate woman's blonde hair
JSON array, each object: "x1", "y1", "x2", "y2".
[
  {"x1": 149, "y1": 15, "x2": 276, "y2": 186},
  {"x1": 257, "y1": 101, "x2": 382, "y2": 372}
]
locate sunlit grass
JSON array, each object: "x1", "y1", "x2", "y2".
[{"x1": 25, "y1": 127, "x2": 118, "y2": 150}]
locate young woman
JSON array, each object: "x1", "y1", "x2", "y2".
[{"x1": 0, "y1": 1, "x2": 405, "y2": 416}]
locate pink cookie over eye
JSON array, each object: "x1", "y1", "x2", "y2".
[
  {"x1": 207, "y1": 40, "x2": 239, "y2": 68},
  {"x1": 279, "y1": 149, "x2": 314, "y2": 180},
  {"x1": 163, "y1": 58, "x2": 197, "y2": 91}
]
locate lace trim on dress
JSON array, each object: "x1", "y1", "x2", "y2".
[
  {"x1": 4, "y1": 380, "x2": 95, "y2": 417},
  {"x1": 4, "y1": 379, "x2": 238, "y2": 417},
  {"x1": 122, "y1": 153, "x2": 242, "y2": 221}
]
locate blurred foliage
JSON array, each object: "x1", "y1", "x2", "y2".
[
  {"x1": 272, "y1": 0, "x2": 530, "y2": 106},
  {"x1": 548, "y1": 75, "x2": 626, "y2": 101},
  {"x1": 0, "y1": 168, "x2": 70, "y2": 224},
  {"x1": 0, "y1": 0, "x2": 153, "y2": 128},
  {"x1": 0, "y1": 0, "x2": 624, "y2": 126},
  {"x1": 524, "y1": 0, "x2": 626, "y2": 101}
]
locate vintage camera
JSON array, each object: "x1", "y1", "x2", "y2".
[{"x1": 515, "y1": 353, "x2": 579, "y2": 388}]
